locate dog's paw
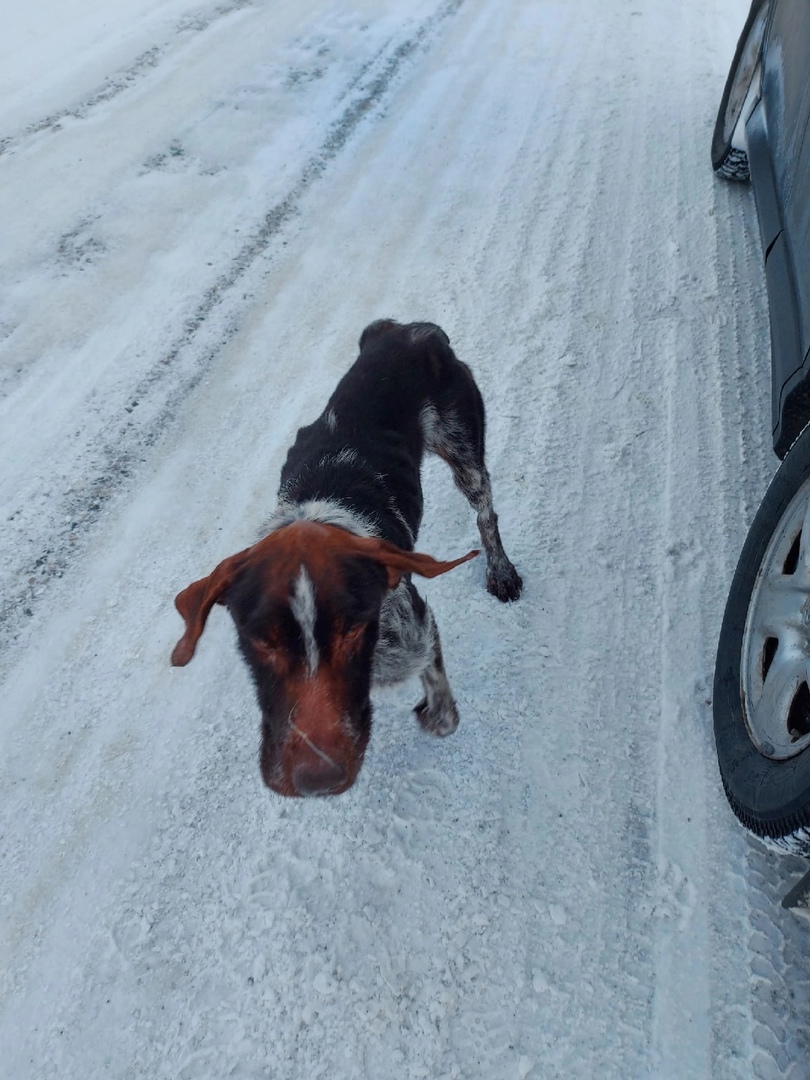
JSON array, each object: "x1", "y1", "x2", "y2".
[
  {"x1": 487, "y1": 563, "x2": 523, "y2": 603},
  {"x1": 414, "y1": 697, "x2": 459, "y2": 737}
]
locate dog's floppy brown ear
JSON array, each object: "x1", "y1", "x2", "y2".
[
  {"x1": 352, "y1": 536, "x2": 479, "y2": 590},
  {"x1": 171, "y1": 549, "x2": 249, "y2": 667}
]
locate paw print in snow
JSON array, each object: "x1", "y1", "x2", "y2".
[{"x1": 651, "y1": 856, "x2": 696, "y2": 928}]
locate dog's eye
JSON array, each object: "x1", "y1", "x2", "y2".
[
  {"x1": 250, "y1": 635, "x2": 281, "y2": 666},
  {"x1": 335, "y1": 622, "x2": 367, "y2": 658}
]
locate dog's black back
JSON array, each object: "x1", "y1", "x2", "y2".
[{"x1": 278, "y1": 320, "x2": 486, "y2": 551}]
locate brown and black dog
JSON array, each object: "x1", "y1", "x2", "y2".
[{"x1": 171, "y1": 320, "x2": 521, "y2": 796}]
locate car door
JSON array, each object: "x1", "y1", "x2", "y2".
[
  {"x1": 755, "y1": 0, "x2": 810, "y2": 441},
  {"x1": 783, "y1": 109, "x2": 810, "y2": 368}
]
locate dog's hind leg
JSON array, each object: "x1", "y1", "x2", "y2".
[{"x1": 414, "y1": 605, "x2": 460, "y2": 736}]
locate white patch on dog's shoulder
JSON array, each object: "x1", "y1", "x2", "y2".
[
  {"x1": 325, "y1": 408, "x2": 338, "y2": 432},
  {"x1": 263, "y1": 498, "x2": 379, "y2": 539},
  {"x1": 290, "y1": 567, "x2": 319, "y2": 675}
]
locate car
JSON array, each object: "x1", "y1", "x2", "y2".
[{"x1": 711, "y1": 0, "x2": 810, "y2": 883}]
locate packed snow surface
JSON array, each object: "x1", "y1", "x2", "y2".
[{"x1": 1, "y1": 0, "x2": 809, "y2": 1077}]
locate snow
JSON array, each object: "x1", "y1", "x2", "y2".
[{"x1": 1, "y1": 0, "x2": 809, "y2": 1077}]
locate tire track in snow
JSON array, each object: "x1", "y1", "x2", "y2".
[
  {"x1": 453, "y1": 1, "x2": 667, "y2": 1071},
  {"x1": 745, "y1": 846, "x2": 810, "y2": 1079},
  {"x1": 492, "y1": 2, "x2": 757, "y2": 1072},
  {"x1": 0, "y1": 0, "x2": 254, "y2": 159},
  {"x1": 506, "y1": 1, "x2": 810, "y2": 1070},
  {"x1": 535, "y1": 20, "x2": 669, "y2": 1074},
  {"x1": 649, "y1": 5, "x2": 753, "y2": 1074},
  {"x1": 0, "y1": 0, "x2": 466, "y2": 661},
  {"x1": 468, "y1": 4, "x2": 667, "y2": 1073}
]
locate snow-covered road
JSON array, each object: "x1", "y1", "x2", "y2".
[{"x1": 2, "y1": 0, "x2": 809, "y2": 1076}]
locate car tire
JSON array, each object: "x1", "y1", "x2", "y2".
[
  {"x1": 714, "y1": 422, "x2": 810, "y2": 856},
  {"x1": 711, "y1": 0, "x2": 771, "y2": 181}
]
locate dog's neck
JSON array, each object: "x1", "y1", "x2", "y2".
[{"x1": 263, "y1": 497, "x2": 379, "y2": 541}]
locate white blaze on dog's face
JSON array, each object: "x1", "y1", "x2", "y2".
[
  {"x1": 227, "y1": 536, "x2": 387, "y2": 798},
  {"x1": 170, "y1": 520, "x2": 478, "y2": 797},
  {"x1": 289, "y1": 568, "x2": 319, "y2": 675}
]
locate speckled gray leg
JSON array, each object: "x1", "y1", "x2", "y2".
[
  {"x1": 414, "y1": 606, "x2": 459, "y2": 736},
  {"x1": 421, "y1": 403, "x2": 522, "y2": 602},
  {"x1": 455, "y1": 464, "x2": 523, "y2": 602}
]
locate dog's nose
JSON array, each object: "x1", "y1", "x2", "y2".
[{"x1": 292, "y1": 760, "x2": 348, "y2": 797}]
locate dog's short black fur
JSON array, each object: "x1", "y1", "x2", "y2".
[{"x1": 278, "y1": 319, "x2": 521, "y2": 589}]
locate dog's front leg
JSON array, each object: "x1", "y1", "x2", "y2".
[
  {"x1": 451, "y1": 462, "x2": 523, "y2": 603},
  {"x1": 476, "y1": 491, "x2": 523, "y2": 602},
  {"x1": 414, "y1": 606, "x2": 459, "y2": 736}
]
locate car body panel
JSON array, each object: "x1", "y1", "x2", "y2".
[
  {"x1": 758, "y1": 0, "x2": 810, "y2": 212},
  {"x1": 742, "y1": 0, "x2": 810, "y2": 455},
  {"x1": 766, "y1": 238, "x2": 810, "y2": 453},
  {"x1": 783, "y1": 109, "x2": 810, "y2": 361}
]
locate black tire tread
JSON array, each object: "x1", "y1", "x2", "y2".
[
  {"x1": 713, "y1": 146, "x2": 751, "y2": 182},
  {"x1": 722, "y1": 776, "x2": 810, "y2": 855}
]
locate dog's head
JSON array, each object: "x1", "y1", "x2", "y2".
[{"x1": 171, "y1": 521, "x2": 477, "y2": 796}]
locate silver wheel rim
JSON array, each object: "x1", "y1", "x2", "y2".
[
  {"x1": 723, "y1": 4, "x2": 769, "y2": 145},
  {"x1": 742, "y1": 475, "x2": 810, "y2": 759}
]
